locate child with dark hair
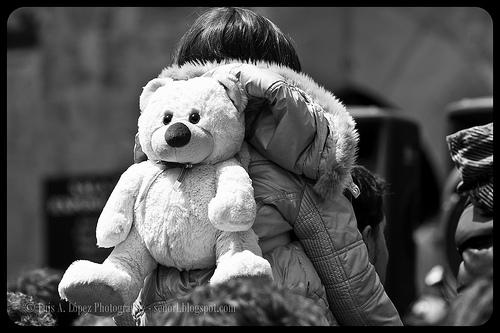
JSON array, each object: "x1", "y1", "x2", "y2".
[
  {"x1": 345, "y1": 165, "x2": 389, "y2": 285},
  {"x1": 122, "y1": 7, "x2": 401, "y2": 326},
  {"x1": 347, "y1": 165, "x2": 387, "y2": 231},
  {"x1": 148, "y1": 276, "x2": 330, "y2": 326},
  {"x1": 174, "y1": 7, "x2": 302, "y2": 72}
]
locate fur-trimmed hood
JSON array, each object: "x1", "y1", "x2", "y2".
[{"x1": 155, "y1": 60, "x2": 358, "y2": 199}]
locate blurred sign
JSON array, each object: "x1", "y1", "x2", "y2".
[{"x1": 44, "y1": 173, "x2": 122, "y2": 270}]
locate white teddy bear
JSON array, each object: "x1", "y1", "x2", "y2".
[{"x1": 58, "y1": 75, "x2": 273, "y2": 315}]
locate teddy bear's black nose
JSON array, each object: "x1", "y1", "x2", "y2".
[{"x1": 165, "y1": 122, "x2": 191, "y2": 147}]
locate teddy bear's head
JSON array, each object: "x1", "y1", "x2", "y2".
[{"x1": 138, "y1": 77, "x2": 246, "y2": 165}]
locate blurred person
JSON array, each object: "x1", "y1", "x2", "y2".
[
  {"x1": 445, "y1": 122, "x2": 493, "y2": 325},
  {"x1": 405, "y1": 122, "x2": 493, "y2": 326},
  {"x1": 7, "y1": 267, "x2": 79, "y2": 326},
  {"x1": 7, "y1": 291, "x2": 56, "y2": 326},
  {"x1": 121, "y1": 6, "x2": 401, "y2": 326},
  {"x1": 447, "y1": 122, "x2": 493, "y2": 293},
  {"x1": 148, "y1": 276, "x2": 330, "y2": 326}
]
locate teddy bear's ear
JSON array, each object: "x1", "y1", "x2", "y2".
[{"x1": 139, "y1": 77, "x2": 173, "y2": 112}]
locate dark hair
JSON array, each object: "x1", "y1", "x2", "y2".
[
  {"x1": 174, "y1": 7, "x2": 302, "y2": 72},
  {"x1": 7, "y1": 268, "x2": 78, "y2": 326},
  {"x1": 149, "y1": 276, "x2": 328, "y2": 326},
  {"x1": 7, "y1": 292, "x2": 56, "y2": 326},
  {"x1": 345, "y1": 165, "x2": 387, "y2": 232}
]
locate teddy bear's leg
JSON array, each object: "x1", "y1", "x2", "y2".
[
  {"x1": 58, "y1": 225, "x2": 156, "y2": 316},
  {"x1": 210, "y1": 229, "x2": 273, "y2": 285}
]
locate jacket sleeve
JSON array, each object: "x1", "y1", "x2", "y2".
[
  {"x1": 243, "y1": 75, "x2": 332, "y2": 182},
  {"x1": 293, "y1": 186, "x2": 403, "y2": 326}
]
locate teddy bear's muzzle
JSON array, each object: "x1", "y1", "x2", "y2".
[
  {"x1": 165, "y1": 122, "x2": 191, "y2": 147},
  {"x1": 150, "y1": 121, "x2": 214, "y2": 164}
]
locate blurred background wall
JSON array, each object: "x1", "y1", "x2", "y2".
[{"x1": 7, "y1": 6, "x2": 492, "y2": 309}]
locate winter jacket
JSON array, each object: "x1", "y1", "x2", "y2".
[{"x1": 130, "y1": 60, "x2": 402, "y2": 326}]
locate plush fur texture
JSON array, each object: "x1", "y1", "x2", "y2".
[
  {"x1": 58, "y1": 75, "x2": 273, "y2": 316},
  {"x1": 158, "y1": 60, "x2": 359, "y2": 199}
]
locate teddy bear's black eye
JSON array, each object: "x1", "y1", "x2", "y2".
[
  {"x1": 163, "y1": 113, "x2": 173, "y2": 125},
  {"x1": 189, "y1": 112, "x2": 200, "y2": 124}
]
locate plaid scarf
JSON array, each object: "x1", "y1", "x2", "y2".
[{"x1": 446, "y1": 122, "x2": 493, "y2": 215}]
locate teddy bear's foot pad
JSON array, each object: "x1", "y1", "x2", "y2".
[
  {"x1": 62, "y1": 281, "x2": 125, "y2": 316},
  {"x1": 58, "y1": 260, "x2": 129, "y2": 316},
  {"x1": 210, "y1": 250, "x2": 273, "y2": 285}
]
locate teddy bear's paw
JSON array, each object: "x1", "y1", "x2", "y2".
[
  {"x1": 208, "y1": 194, "x2": 255, "y2": 232},
  {"x1": 58, "y1": 260, "x2": 130, "y2": 316},
  {"x1": 210, "y1": 250, "x2": 273, "y2": 285},
  {"x1": 96, "y1": 216, "x2": 130, "y2": 248}
]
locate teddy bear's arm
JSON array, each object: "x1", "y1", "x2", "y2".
[
  {"x1": 96, "y1": 163, "x2": 146, "y2": 248},
  {"x1": 208, "y1": 157, "x2": 256, "y2": 232}
]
